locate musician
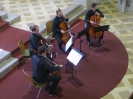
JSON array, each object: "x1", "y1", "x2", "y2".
[
  {"x1": 52, "y1": 8, "x2": 74, "y2": 52},
  {"x1": 84, "y1": 3, "x2": 104, "y2": 46},
  {"x1": 32, "y1": 46, "x2": 64, "y2": 94},
  {"x1": 29, "y1": 25, "x2": 52, "y2": 56}
]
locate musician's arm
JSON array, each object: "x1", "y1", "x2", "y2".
[
  {"x1": 97, "y1": 9, "x2": 104, "y2": 18},
  {"x1": 84, "y1": 11, "x2": 91, "y2": 25},
  {"x1": 52, "y1": 19, "x2": 62, "y2": 33},
  {"x1": 41, "y1": 60, "x2": 60, "y2": 72},
  {"x1": 31, "y1": 37, "x2": 40, "y2": 51}
]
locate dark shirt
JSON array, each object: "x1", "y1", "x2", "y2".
[
  {"x1": 29, "y1": 33, "x2": 42, "y2": 52},
  {"x1": 84, "y1": 9, "x2": 104, "y2": 26},
  {"x1": 32, "y1": 54, "x2": 60, "y2": 83},
  {"x1": 52, "y1": 16, "x2": 69, "y2": 37}
]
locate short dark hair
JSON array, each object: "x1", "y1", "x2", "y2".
[
  {"x1": 91, "y1": 3, "x2": 97, "y2": 8},
  {"x1": 29, "y1": 25, "x2": 38, "y2": 31},
  {"x1": 38, "y1": 46, "x2": 47, "y2": 55},
  {"x1": 56, "y1": 8, "x2": 62, "y2": 14}
]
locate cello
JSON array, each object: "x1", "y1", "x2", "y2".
[{"x1": 89, "y1": 13, "x2": 102, "y2": 38}]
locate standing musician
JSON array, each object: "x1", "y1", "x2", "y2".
[
  {"x1": 29, "y1": 25, "x2": 53, "y2": 58},
  {"x1": 52, "y1": 8, "x2": 74, "y2": 52},
  {"x1": 32, "y1": 46, "x2": 64, "y2": 94},
  {"x1": 84, "y1": 3, "x2": 104, "y2": 46}
]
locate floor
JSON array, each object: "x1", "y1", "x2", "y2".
[{"x1": 0, "y1": 0, "x2": 133, "y2": 99}]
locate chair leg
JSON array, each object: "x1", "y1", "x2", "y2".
[
  {"x1": 28, "y1": 83, "x2": 32, "y2": 92},
  {"x1": 36, "y1": 88, "x2": 42, "y2": 99}
]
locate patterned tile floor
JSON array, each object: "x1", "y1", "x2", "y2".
[{"x1": 1, "y1": 0, "x2": 133, "y2": 99}]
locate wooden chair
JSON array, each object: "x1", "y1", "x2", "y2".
[
  {"x1": 46, "y1": 20, "x2": 53, "y2": 37},
  {"x1": 18, "y1": 40, "x2": 31, "y2": 67},
  {"x1": 22, "y1": 69, "x2": 50, "y2": 99},
  {"x1": 18, "y1": 40, "x2": 30, "y2": 58}
]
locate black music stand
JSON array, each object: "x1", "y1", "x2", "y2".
[
  {"x1": 93, "y1": 25, "x2": 110, "y2": 56},
  {"x1": 76, "y1": 28, "x2": 88, "y2": 62},
  {"x1": 62, "y1": 48, "x2": 84, "y2": 85}
]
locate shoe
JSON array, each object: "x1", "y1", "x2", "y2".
[
  {"x1": 99, "y1": 39, "x2": 103, "y2": 45},
  {"x1": 48, "y1": 90, "x2": 61, "y2": 94},
  {"x1": 88, "y1": 41, "x2": 91, "y2": 46}
]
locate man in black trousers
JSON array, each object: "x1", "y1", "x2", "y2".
[
  {"x1": 84, "y1": 3, "x2": 104, "y2": 46},
  {"x1": 32, "y1": 46, "x2": 64, "y2": 94},
  {"x1": 52, "y1": 8, "x2": 69, "y2": 52}
]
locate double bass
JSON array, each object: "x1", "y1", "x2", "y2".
[{"x1": 89, "y1": 13, "x2": 102, "y2": 38}]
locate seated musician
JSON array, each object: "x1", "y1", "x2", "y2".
[
  {"x1": 52, "y1": 8, "x2": 74, "y2": 52},
  {"x1": 32, "y1": 46, "x2": 64, "y2": 94},
  {"x1": 84, "y1": 3, "x2": 104, "y2": 46},
  {"x1": 29, "y1": 25, "x2": 53, "y2": 56}
]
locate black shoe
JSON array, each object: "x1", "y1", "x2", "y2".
[{"x1": 48, "y1": 90, "x2": 61, "y2": 94}]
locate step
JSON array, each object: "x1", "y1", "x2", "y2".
[
  {"x1": 62, "y1": 4, "x2": 81, "y2": 17},
  {"x1": 39, "y1": 4, "x2": 80, "y2": 33},
  {"x1": 68, "y1": 6, "x2": 87, "y2": 25},
  {"x1": 0, "y1": 11, "x2": 8, "y2": 19},
  {"x1": 4, "y1": 12, "x2": 21, "y2": 25},
  {"x1": 0, "y1": 57, "x2": 19, "y2": 78},
  {"x1": 0, "y1": 49, "x2": 11, "y2": 64},
  {"x1": 0, "y1": 20, "x2": 9, "y2": 31}
]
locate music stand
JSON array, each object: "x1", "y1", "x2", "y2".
[
  {"x1": 93, "y1": 25, "x2": 110, "y2": 56},
  {"x1": 76, "y1": 28, "x2": 88, "y2": 62},
  {"x1": 62, "y1": 48, "x2": 84, "y2": 85}
]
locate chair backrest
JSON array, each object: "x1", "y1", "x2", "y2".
[
  {"x1": 22, "y1": 69, "x2": 36, "y2": 87},
  {"x1": 22, "y1": 69, "x2": 47, "y2": 88},
  {"x1": 46, "y1": 20, "x2": 53, "y2": 35},
  {"x1": 18, "y1": 40, "x2": 25, "y2": 55}
]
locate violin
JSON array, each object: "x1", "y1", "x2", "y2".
[{"x1": 89, "y1": 13, "x2": 102, "y2": 38}]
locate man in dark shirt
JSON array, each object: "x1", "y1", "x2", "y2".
[
  {"x1": 84, "y1": 3, "x2": 104, "y2": 46},
  {"x1": 52, "y1": 8, "x2": 69, "y2": 52},
  {"x1": 32, "y1": 46, "x2": 63, "y2": 94}
]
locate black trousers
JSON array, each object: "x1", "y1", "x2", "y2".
[
  {"x1": 54, "y1": 34, "x2": 64, "y2": 50},
  {"x1": 85, "y1": 24, "x2": 104, "y2": 42},
  {"x1": 33, "y1": 75, "x2": 60, "y2": 92}
]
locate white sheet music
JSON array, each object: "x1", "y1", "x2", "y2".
[
  {"x1": 65, "y1": 37, "x2": 73, "y2": 52},
  {"x1": 67, "y1": 48, "x2": 83, "y2": 66}
]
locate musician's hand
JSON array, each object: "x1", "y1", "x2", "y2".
[
  {"x1": 59, "y1": 64, "x2": 64, "y2": 68},
  {"x1": 63, "y1": 15, "x2": 67, "y2": 19},
  {"x1": 61, "y1": 30, "x2": 65, "y2": 34},
  {"x1": 39, "y1": 32, "x2": 43, "y2": 36},
  {"x1": 90, "y1": 21, "x2": 95, "y2": 25},
  {"x1": 95, "y1": 12, "x2": 100, "y2": 16},
  {"x1": 48, "y1": 45, "x2": 53, "y2": 50}
]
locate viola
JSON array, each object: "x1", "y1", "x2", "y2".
[
  {"x1": 44, "y1": 56, "x2": 62, "y2": 78},
  {"x1": 34, "y1": 33, "x2": 57, "y2": 61}
]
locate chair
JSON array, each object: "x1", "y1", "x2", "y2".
[
  {"x1": 18, "y1": 40, "x2": 30, "y2": 58},
  {"x1": 22, "y1": 69, "x2": 50, "y2": 99},
  {"x1": 46, "y1": 20, "x2": 53, "y2": 37},
  {"x1": 18, "y1": 40, "x2": 31, "y2": 68}
]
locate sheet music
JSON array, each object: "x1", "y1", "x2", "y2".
[{"x1": 67, "y1": 48, "x2": 83, "y2": 66}]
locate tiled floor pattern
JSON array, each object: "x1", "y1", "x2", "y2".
[
  {"x1": 0, "y1": 0, "x2": 74, "y2": 31},
  {"x1": 1, "y1": 0, "x2": 133, "y2": 99}
]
